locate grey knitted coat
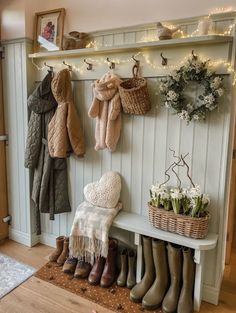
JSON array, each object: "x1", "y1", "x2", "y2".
[{"x1": 24, "y1": 72, "x2": 71, "y2": 235}]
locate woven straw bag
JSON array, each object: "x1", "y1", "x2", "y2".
[{"x1": 119, "y1": 65, "x2": 151, "y2": 115}]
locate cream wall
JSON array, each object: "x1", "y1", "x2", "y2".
[{"x1": 1, "y1": 0, "x2": 236, "y2": 40}]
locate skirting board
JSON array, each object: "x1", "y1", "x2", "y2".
[
  {"x1": 9, "y1": 228, "x2": 39, "y2": 247},
  {"x1": 38, "y1": 232, "x2": 220, "y2": 306}
]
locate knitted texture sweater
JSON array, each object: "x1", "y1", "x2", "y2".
[{"x1": 48, "y1": 69, "x2": 85, "y2": 158}]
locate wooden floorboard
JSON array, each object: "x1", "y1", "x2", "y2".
[{"x1": 0, "y1": 239, "x2": 236, "y2": 313}]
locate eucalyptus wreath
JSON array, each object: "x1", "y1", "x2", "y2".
[{"x1": 159, "y1": 56, "x2": 224, "y2": 123}]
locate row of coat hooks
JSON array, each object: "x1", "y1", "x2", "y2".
[
  {"x1": 42, "y1": 50, "x2": 199, "y2": 72},
  {"x1": 42, "y1": 51, "x2": 173, "y2": 72}
]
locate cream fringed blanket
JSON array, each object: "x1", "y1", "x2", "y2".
[{"x1": 69, "y1": 201, "x2": 122, "y2": 264}]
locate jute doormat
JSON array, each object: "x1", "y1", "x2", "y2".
[{"x1": 35, "y1": 262, "x2": 161, "y2": 313}]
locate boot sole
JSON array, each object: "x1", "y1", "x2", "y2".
[
  {"x1": 130, "y1": 296, "x2": 142, "y2": 303},
  {"x1": 142, "y1": 303, "x2": 161, "y2": 311}
]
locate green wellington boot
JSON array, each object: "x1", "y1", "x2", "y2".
[
  {"x1": 117, "y1": 248, "x2": 128, "y2": 287},
  {"x1": 162, "y1": 243, "x2": 182, "y2": 313},
  {"x1": 127, "y1": 250, "x2": 136, "y2": 289},
  {"x1": 130, "y1": 236, "x2": 155, "y2": 303},
  {"x1": 177, "y1": 248, "x2": 195, "y2": 313},
  {"x1": 142, "y1": 239, "x2": 169, "y2": 310}
]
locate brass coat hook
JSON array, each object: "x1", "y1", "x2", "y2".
[
  {"x1": 132, "y1": 55, "x2": 140, "y2": 67},
  {"x1": 62, "y1": 60, "x2": 72, "y2": 71},
  {"x1": 44, "y1": 62, "x2": 54, "y2": 71},
  {"x1": 191, "y1": 50, "x2": 198, "y2": 60},
  {"x1": 160, "y1": 53, "x2": 168, "y2": 66},
  {"x1": 84, "y1": 59, "x2": 93, "y2": 70},
  {"x1": 106, "y1": 57, "x2": 115, "y2": 69}
]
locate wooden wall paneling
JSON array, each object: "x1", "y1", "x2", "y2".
[{"x1": 113, "y1": 33, "x2": 124, "y2": 46}]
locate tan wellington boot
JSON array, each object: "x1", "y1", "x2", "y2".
[
  {"x1": 117, "y1": 248, "x2": 128, "y2": 287},
  {"x1": 142, "y1": 239, "x2": 169, "y2": 310},
  {"x1": 127, "y1": 250, "x2": 136, "y2": 289},
  {"x1": 57, "y1": 237, "x2": 69, "y2": 265},
  {"x1": 177, "y1": 248, "x2": 195, "y2": 313},
  {"x1": 62, "y1": 257, "x2": 78, "y2": 274},
  {"x1": 49, "y1": 236, "x2": 64, "y2": 262},
  {"x1": 130, "y1": 236, "x2": 155, "y2": 303},
  {"x1": 162, "y1": 243, "x2": 182, "y2": 313}
]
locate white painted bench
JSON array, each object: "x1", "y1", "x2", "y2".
[{"x1": 112, "y1": 211, "x2": 218, "y2": 312}]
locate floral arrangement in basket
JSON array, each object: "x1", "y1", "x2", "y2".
[
  {"x1": 148, "y1": 149, "x2": 210, "y2": 239},
  {"x1": 150, "y1": 151, "x2": 210, "y2": 217}
]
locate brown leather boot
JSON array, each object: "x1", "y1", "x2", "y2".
[
  {"x1": 74, "y1": 259, "x2": 92, "y2": 279},
  {"x1": 177, "y1": 248, "x2": 195, "y2": 313},
  {"x1": 100, "y1": 239, "x2": 118, "y2": 288},
  {"x1": 130, "y1": 236, "x2": 155, "y2": 303},
  {"x1": 142, "y1": 239, "x2": 169, "y2": 310},
  {"x1": 62, "y1": 257, "x2": 77, "y2": 274},
  {"x1": 162, "y1": 243, "x2": 182, "y2": 313},
  {"x1": 57, "y1": 237, "x2": 69, "y2": 265},
  {"x1": 49, "y1": 236, "x2": 64, "y2": 262},
  {"x1": 88, "y1": 257, "x2": 106, "y2": 285},
  {"x1": 117, "y1": 248, "x2": 128, "y2": 287}
]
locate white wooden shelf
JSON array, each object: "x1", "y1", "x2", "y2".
[
  {"x1": 28, "y1": 35, "x2": 233, "y2": 59},
  {"x1": 113, "y1": 211, "x2": 218, "y2": 251}
]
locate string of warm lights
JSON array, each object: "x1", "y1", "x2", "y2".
[
  {"x1": 32, "y1": 9, "x2": 236, "y2": 84},
  {"x1": 32, "y1": 51, "x2": 236, "y2": 86}
]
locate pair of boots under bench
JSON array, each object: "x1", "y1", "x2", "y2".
[
  {"x1": 117, "y1": 249, "x2": 136, "y2": 289},
  {"x1": 130, "y1": 236, "x2": 195, "y2": 313}
]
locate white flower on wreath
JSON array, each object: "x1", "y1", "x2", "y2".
[
  {"x1": 178, "y1": 110, "x2": 190, "y2": 121},
  {"x1": 204, "y1": 94, "x2": 215, "y2": 106},
  {"x1": 216, "y1": 88, "x2": 224, "y2": 97},
  {"x1": 172, "y1": 71, "x2": 181, "y2": 82},
  {"x1": 210, "y1": 76, "x2": 222, "y2": 90},
  {"x1": 167, "y1": 90, "x2": 179, "y2": 101},
  {"x1": 159, "y1": 83, "x2": 168, "y2": 93},
  {"x1": 186, "y1": 103, "x2": 194, "y2": 111},
  {"x1": 193, "y1": 114, "x2": 200, "y2": 120},
  {"x1": 165, "y1": 101, "x2": 171, "y2": 108}
]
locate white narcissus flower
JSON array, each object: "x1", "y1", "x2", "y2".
[
  {"x1": 202, "y1": 193, "x2": 210, "y2": 205},
  {"x1": 189, "y1": 185, "x2": 201, "y2": 198},
  {"x1": 170, "y1": 188, "x2": 183, "y2": 200},
  {"x1": 160, "y1": 191, "x2": 170, "y2": 200}
]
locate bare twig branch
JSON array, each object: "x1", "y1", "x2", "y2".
[{"x1": 181, "y1": 154, "x2": 195, "y2": 187}]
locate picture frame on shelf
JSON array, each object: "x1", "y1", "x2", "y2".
[{"x1": 33, "y1": 8, "x2": 65, "y2": 52}]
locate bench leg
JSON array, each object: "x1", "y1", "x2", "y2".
[
  {"x1": 193, "y1": 249, "x2": 205, "y2": 312},
  {"x1": 134, "y1": 233, "x2": 143, "y2": 283}
]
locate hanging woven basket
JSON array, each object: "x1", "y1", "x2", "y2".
[{"x1": 119, "y1": 64, "x2": 151, "y2": 115}]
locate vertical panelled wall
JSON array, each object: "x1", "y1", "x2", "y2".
[
  {"x1": 1, "y1": 14, "x2": 235, "y2": 304},
  {"x1": 1, "y1": 39, "x2": 35, "y2": 246}
]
